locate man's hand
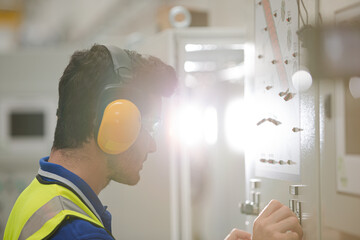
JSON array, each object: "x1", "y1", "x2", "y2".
[
  {"x1": 252, "y1": 199, "x2": 303, "y2": 240},
  {"x1": 224, "y1": 228, "x2": 251, "y2": 240}
]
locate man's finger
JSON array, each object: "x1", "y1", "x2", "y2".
[
  {"x1": 276, "y1": 216, "x2": 303, "y2": 238},
  {"x1": 258, "y1": 199, "x2": 283, "y2": 218},
  {"x1": 283, "y1": 231, "x2": 300, "y2": 240},
  {"x1": 269, "y1": 205, "x2": 296, "y2": 223},
  {"x1": 224, "y1": 228, "x2": 252, "y2": 240}
]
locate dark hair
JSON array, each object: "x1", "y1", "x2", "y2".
[{"x1": 52, "y1": 44, "x2": 177, "y2": 150}]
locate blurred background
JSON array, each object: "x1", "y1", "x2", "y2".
[{"x1": 0, "y1": 0, "x2": 360, "y2": 239}]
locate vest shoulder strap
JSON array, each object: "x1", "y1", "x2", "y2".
[{"x1": 20, "y1": 195, "x2": 103, "y2": 240}]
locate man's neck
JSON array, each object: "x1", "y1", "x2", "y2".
[{"x1": 48, "y1": 141, "x2": 109, "y2": 195}]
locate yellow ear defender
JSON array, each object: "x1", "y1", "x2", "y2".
[
  {"x1": 97, "y1": 99, "x2": 141, "y2": 155},
  {"x1": 95, "y1": 45, "x2": 143, "y2": 155}
]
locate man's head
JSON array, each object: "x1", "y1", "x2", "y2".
[{"x1": 52, "y1": 44, "x2": 177, "y2": 185}]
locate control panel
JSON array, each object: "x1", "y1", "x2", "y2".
[{"x1": 253, "y1": 0, "x2": 301, "y2": 180}]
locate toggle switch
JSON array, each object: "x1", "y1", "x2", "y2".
[
  {"x1": 289, "y1": 185, "x2": 306, "y2": 195},
  {"x1": 292, "y1": 127, "x2": 303, "y2": 132},
  {"x1": 287, "y1": 160, "x2": 295, "y2": 165},
  {"x1": 289, "y1": 199, "x2": 298, "y2": 212},
  {"x1": 267, "y1": 118, "x2": 282, "y2": 126},
  {"x1": 257, "y1": 118, "x2": 267, "y2": 126},
  {"x1": 279, "y1": 88, "x2": 289, "y2": 97},
  {"x1": 240, "y1": 179, "x2": 262, "y2": 216},
  {"x1": 250, "y1": 178, "x2": 261, "y2": 190},
  {"x1": 284, "y1": 92, "x2": 296, "y2": 101},
  {"x1": 289, "y1": 185, "x2": 306, "y2": 225},
  {"x1": 267, "y1": 159, "x2": 277, "y2": 164},
  {"x1": 259, "y1": 158, "x2": 267, "y2": 163}
]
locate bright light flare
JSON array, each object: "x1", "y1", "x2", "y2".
[
  {"x1": 225, "y1": 99, "x2": 245, "y2": 152},
  {"x1": 203, "y1": 106, "x2": 218, "y2": 145},
  {"x1": 184, "y1": 61, "x2": 216, "y2": 73},
  {"x1": 218, "y1": 64, "x2": 245, "y2": 80},
  {"x1": 176, "y1": 105, "x2": 203, "y2": 145},
  {"x1": 169, "y1": 104, "x2": 218, "y2": 146}
]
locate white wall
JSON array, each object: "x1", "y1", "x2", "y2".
[
  {"x1": 209, "y1": 0, "x2": 254, "y2": 40},
  {"x1": 0, "y1": 47, "x2": 74, "y2": 237}
]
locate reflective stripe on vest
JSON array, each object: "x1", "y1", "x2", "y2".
[
  {"x1": 38, "y1": 168, "x2": 103, "y2": 225},
  {"x1": 4, "y1": 175, "x2": 105, "y2": 240},
  {"x1": 19, "y1": 195, "x2": 91, "y2": 240}
]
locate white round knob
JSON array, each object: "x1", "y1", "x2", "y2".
[{"x1": 292, "y1": 70, "x2": 312, "y2": 92}]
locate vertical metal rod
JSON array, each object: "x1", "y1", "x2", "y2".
[{"x1": 297, "y1": 201, "x2": 302, "y2": 225}]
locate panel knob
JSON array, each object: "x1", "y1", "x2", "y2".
[
  {"x1": 289, "y1": 184, "x2": 306, "y2": 196},
  {"x1": 250, "y1": 179, "x2": 261, "y2": 189}
]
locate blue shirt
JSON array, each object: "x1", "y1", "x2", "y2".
[{"x1": 38, "y1": 157, "x2": 114, "y2": 240}]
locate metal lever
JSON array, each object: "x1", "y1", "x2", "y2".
[
  {"x1": 240, "y1": 179, "x2": 261, "y2": 215},
  {"x1": 289, "y1": 185, "x2": 306, "y2": 225},
  {"x1": 289, "y1": 199, "x2": 303, "y2": 225},
  {"x1": 289, "y1": 184, "x2": 306, "y2": 195}
]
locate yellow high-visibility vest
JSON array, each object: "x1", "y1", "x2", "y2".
[{"x1": 4, "y1": 175, "x2": 105, "y2": 240}]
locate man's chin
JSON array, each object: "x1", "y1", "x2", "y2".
[
  {"x1": 113, "y1": 175, "x2": 140, "y2": 186},
  {"x1": 126, "y1": 178, "x2": 140, "y2": 186}
]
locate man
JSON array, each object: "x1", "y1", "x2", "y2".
[{"x1": 4, "y1": 44, "x2": 302, "y2": 240}]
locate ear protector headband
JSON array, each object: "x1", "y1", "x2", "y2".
[{"x1": 95, "y1": 45, "x2": 142, "y2": 155}]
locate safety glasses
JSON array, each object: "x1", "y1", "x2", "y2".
[{"x1": 141, "y1": 116, "x2": 161, "y2": 137}]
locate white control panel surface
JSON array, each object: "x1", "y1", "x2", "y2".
[{"x1": 253, "y1": 0, "x2": 300, "y2": 180}]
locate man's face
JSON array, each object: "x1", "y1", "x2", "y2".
[{"x1": 106, "y1": 96, "x2": 161, "y2": 185}]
